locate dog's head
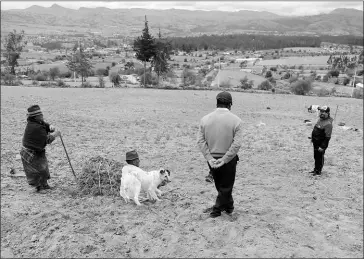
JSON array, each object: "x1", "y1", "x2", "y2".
[{"x1": 158, "y1": 169, "x2": 171, "y2": 187}]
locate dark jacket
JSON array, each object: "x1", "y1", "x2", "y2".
[
  {"x1": 311, "y1": 117, "x2": 333, "y2": 149},
  {"x1": 22, "y1": 117, "x2": 55, "y2": 152}
]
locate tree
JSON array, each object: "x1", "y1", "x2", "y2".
[
  {"x1": 66, "y1": 42, "x2": 93, "y2": 86},
  {"x1": 151, "y1": 28, "x2": 171, "y2": 86},
  {"x1": 49, "y1": 67, "x2": 60, "y2": 81},
  {"x1": 133, "y1": 16, "x2": 156, "y2": 87},
  {"x1": 2, "y1": 30, "x2": 25, "y2": 75}
]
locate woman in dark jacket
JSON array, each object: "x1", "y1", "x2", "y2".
[{"x1": 20, "y1": 105, "x2": 61, "y2": 193}]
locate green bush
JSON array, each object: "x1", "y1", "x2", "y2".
[
  {"x1": 343, "y1": 77, "x2": 350, "y2": 86},
  {"x1": 315, "y1": 75, "x2": 321, "y2": 81},
  {"x1": 258, "y1": 80, "x2": 272, "y2": 91},
  {"x1": 60, "y1": 71, "x2": 72, "y2": 78},
  {"x1": 2, "y1": 73, "x2": 16, "y2": 85},
  {"x1": 283, "y1": 72, "x2": 290, "y2": 79},
  {"x1": 109, "y1": 72, "x2": 121, "y2": 87},
  {"x1": 322, "y1": 75, "x2": 329, "y2": 82},
  {"x1": 290, "y1": 80, "x2": 312, "y2": 95}
]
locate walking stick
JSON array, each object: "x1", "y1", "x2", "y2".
[
  {"x1": 59, "y1": 134, "x2": 78, "y2": 182},
  {"x1": 333, "y1": 105, "x2": 339, "y2": 121}
]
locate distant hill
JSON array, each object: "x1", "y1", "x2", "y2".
[{"x1": 1, "y1": 5, "x2": 363, "y2": 37}]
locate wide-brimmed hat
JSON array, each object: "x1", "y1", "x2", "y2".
[
  {"x1": 126, "y1": 150, "x2": 139, "y2": 161},
  {"x1": 27, "y1": 105, "x2": 43, "y2": 117},
  {"x1": 216, "y1": 91, "x2": 232, "y2": 104}
]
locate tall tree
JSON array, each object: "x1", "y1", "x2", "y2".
[
  {"x1": 151, "y1": 28, "x2": 171, "y2": 86},
  {"x1": 2, "y1": 30, "x2": 25, "y2": 75},
  {"x1": 133, "y1": 15, "x2": 156, "y2": 87},
  {"x1": 66, "y1": 42, "x2": 93, "y2": 86}
]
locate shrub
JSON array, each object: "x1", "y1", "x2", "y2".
[
  {"x1": 2, "y1": 73, "x2": 16, "y2": 85},
  {"x1": 315, "y1": 75, "x2": 321, "y2": 81},
  {"x1": 109, "y1": 72, "x2": 121, "y2": 87},
  {"x1": 322, "y1": 75, "x2": 329, "y2": 82},
  {"x1": 343, "y1": 77, "x2": 350, "y2": 86},
  {"x1": 290, "y1": 80, "x2": 312, "y2": 95},
  {"x1": 357, "y1": 70, "x2": 364, "y2": 76},
  {"x1": 270, "y1": 67, "x2": 277, "y2": 72},
  {"x1": 352, "y1": 88, "x2": 363, "y2": 99},
  {"x1": 98, "y1": 76, "x2": 105, "y2": 88},
  {"x1": 60, "y1": 71, "x2": 72, "y2": 78},
  {"x1": 140, "y1": 72, "x2": 158, "y2": 86},
  {"x1": 184, "y1": 58, "x2": 187, "y2": 62},
  {"x1": 328, "y1": 70, "x2": 340, "y2": 77},
  {"x1": 330, "y1": 87, "x2": 337, "y2": 95},
  {"x1": 265, "y1": 71, "x2": 272, "y2": 78},
  {"x1": 181, "y1": 69, "x2": 196, "y2": 86},
  {"x1": 32, "y1": 80, "x2": 39, "y2": 86},
  {"x1": 57, "y1": 79, "x2": 66, "y2": 87},
  {"x1": 49, "y1": 67, "x2": 60, "y2": 81},
  {"x1": 268, "y1": 77, "x2": 276, "y2": 85},
  {"x1": 81, "y1": 82, "x2": 93, "y2": 88},
  {"x1": 239, "y1": 76, "x2": 254, "y2": 90},
  {"x1": 317, "y1": 87, "x2": 330, "y2": 97},
  {"x1": 219, "y1": 80, "x2": 232, "y2": 88},
  {"x1": 258, "y1": 80, "x2": 272, "y2": 91},
  {"x1": 111, "y1": 62, "x2": 116, "y2": 67},
  {"x1": 289, "y1": 75, "x2": 298, "y2": 83},
  {"x1": 298, "y1": 65, "x2": 304, "y2": 70},
  {"x1": 283, "y1": 72, "x2": 290, "y2": 79},
  {"x1": 35, "y1": 73, "x2": 48, "y2": 81}
]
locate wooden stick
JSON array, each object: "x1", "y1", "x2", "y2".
[
  {"x1": 59, "y1": 135, "x2": 78, "y2": 181},
  {"x1": 97, "y1": 161, "x2": 102, "y2": 195}
]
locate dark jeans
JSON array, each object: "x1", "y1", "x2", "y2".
[
  {"x1": 208, "y1": 155, "x2": 239, "y2": 215},
  {"x1": 313, "y1": 143, "x2": 326, "y2": 172}
]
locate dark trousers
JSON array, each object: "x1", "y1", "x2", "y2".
[
  {"x1": 313, "y1": 143, "x2": 325, "y2": 172},
  {"x1": 208, "y1": 156, "x2": 238, "y2": 214}
]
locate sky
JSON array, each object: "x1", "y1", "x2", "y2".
[{"x1": 1, "y1": 1, "x2": 363, "y2": 16}]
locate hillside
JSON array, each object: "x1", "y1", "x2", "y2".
[{"x1": 1, "y1": 5, "x2": 363, "y2": 37}]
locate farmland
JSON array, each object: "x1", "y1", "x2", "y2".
[{"x1": 1, "y1": 86, "x2": 363, "y2": 258}]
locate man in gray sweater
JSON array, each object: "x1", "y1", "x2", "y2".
[{"x1": 197, "y1": 91, "x2": 243, "y2": 218}]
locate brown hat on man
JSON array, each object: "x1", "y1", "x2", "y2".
[
  {"x1": 27, "y1": 105, "x2": 43, "y2": 117},
  {"x1": 216, "y1": 91, "x2": 232, "y2": 104},
  {"x1": 126, "y1": 150, "x2": 139, "y2": 161}
]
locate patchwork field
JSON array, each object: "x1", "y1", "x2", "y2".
[{"x1": 1, "y1": 86, "x2": 363, "y2": 258}]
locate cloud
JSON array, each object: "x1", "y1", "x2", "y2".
[{"x1": 1, "y1": 1, "x2": 362, "y2": 16}]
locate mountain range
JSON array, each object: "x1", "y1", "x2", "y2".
[{"x1": 1, "y1": 4, "x2": 363, "y2": 37}]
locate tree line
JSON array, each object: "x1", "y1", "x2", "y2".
[{"x1": 167, "y1": 34, "x2": 363, "y2": 52}]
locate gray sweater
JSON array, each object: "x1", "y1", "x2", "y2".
[{"x1": 197, "y1": 108, "x2": 243, "y2": 164}]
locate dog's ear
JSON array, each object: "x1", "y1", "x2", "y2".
[
  {"x1": 159, "y1": 169, "x2": 165, "y2": 175},
  {"x1": 166, "y1": 169, "x2": 170, "y2": 176}
]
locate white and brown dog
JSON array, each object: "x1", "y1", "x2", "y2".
[{"x1": 119, "y1": 165, "x2": 171, "y2": 206}]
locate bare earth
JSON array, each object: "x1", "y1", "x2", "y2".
[{"x1": 1, "y1": 86, "x2": 363, "y2": 258}]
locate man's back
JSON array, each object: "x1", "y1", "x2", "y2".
[{"x1": 200, "y1": 108, "x2": 242, "y2": 158}]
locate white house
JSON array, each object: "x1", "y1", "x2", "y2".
[
  {"x1": 120, "y1": 74, "x2": 138, "y2": 84},
  {"x1": 356, "y1": 83, "x2": 363, "y2": 88}
]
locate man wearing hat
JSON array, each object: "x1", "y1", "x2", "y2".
[
  {"x1": 310, "y1": 106, "x2": 333, "y2": 176},
  {"x1": 123, "y1": 150, "x2": 167, "y2": 188},
  {"x1": 125, "y1": 150, "x2": 140, "y2": 167},
  {"x1": 20, "y1": 105, "x2": 61, "y2": 193},
  {"x1": 197, "y1": 91, "x2": 243, "y2": 218}
]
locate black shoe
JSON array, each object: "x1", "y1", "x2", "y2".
[
  {"x1": 42, "y1": 184, "x2": 53, "y2": 190},
  {"x1": 203, "y1": 206, "x2": 214, "y2": 213},
  {"x1": 35, "y1": 186, "x2": 47, "y2": 194},
  {"x1": 209, "y1": 211, "x2": 221, "y2": 218},
  {"x1": 313, "y1": 171, "x2": 322, "y2": 176},
  {"x1": 205, "y1": 174, "x2": 214, "y2": 183},
  {"x1": 225, "y1": 208, "x2": 234, "y2": 214}
]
